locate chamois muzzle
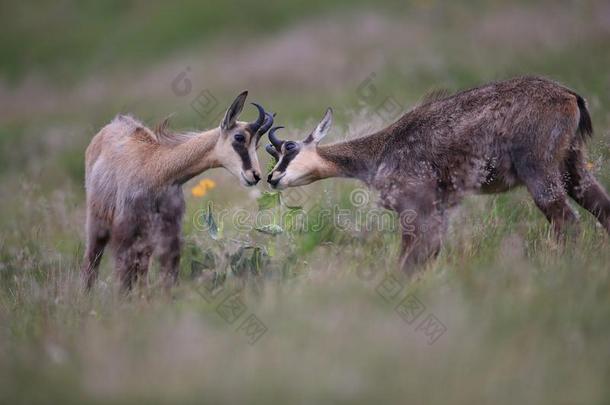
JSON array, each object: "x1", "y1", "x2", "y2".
[{"x1": 267, "y1": 173, "x2": 281, "y2": 188}]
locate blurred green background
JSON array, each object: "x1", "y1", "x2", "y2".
[{"x1": 1, "y1": 0, "x2": 610, "y2": 403}]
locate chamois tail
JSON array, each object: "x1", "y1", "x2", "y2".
[{"x1": 575, "y1": 94, "x2": 593, "y2": 142}]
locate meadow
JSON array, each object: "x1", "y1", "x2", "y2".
[{"x1": 1, "y1": 0, "x2": 610, "y2": 403}]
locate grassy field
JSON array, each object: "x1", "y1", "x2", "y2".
[{"x1": 1, "y1": 0, "x2": 610, "y2": 403}]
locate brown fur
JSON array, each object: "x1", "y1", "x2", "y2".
[
  {"x1": 267, "y1": 76, "x2": 610, "y2": 276},
  {"x1": 81, "y1": 93, "x2": 272, "y2": 291}
]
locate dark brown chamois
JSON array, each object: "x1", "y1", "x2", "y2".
[
  {"x1": 266, "y1": 76, "x2": 610, "y2": 276},
  {"x1": 81, "y1": 91, "x2": 274, "y2": 291}
]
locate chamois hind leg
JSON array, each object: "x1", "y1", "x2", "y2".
[
  {"x1": 81, "y1": 213, "x2": 110, "y2": 290},
  {"x1": 514, "y1": 158, "x2": 579, "y2": 241},
  {"x1": 564, "y1": 148, "x2": 610, "y2": 235}
]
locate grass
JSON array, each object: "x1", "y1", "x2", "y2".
[{"x1": 1, "y1": 0, "x2": 610, "y2": 403}]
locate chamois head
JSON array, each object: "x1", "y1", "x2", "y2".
[
  {"x1": 216, "y1": 91, "x2": 274, "y2": 186},
  {"x1": 266, "y1": 108, "x2": 333, "y2": 189}
]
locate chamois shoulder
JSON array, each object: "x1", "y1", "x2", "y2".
[
  {"x1": 417, "y1": 88, "x2": 454, "y2": 106},
  {"x1": 109, "y1": 114, "x2": 194, "y2": 146},
  {"x1": 106, "y1": 114, "x2": 156, "y2": 143}
]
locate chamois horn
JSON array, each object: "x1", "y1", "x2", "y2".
[
  {"x1": 248, "y1": 102, "x2": 266, "y2": 132},
  {"x1": 268, "y1": 126, "x2": 285, "y2": 149},
  {"x1": 256, "y1": 112, "x2": 275, "y2": 141}
]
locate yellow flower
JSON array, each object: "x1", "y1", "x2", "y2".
[
  {"x1": 199, "y1": 178, "x2": 216, "y2": 189},
  {"x1": 191, "y1": 185, "x2": 206, "y2": 197},
  {"x1": 586, "y1": 162, "x2": 595, "y2": 171},
  {"x1": 191, "y1": 178, "x2": 216, "y2": 198}
]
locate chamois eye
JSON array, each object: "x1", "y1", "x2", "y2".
[
  {"x1": 234, "y1": 133, "x2": 246, "y2": 143},
  {"x1": 285, "y1": 141, "x2": 297, "y2": 151}
]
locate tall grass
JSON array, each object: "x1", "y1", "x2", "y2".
[{"x1": 1, "y1": 0, "x2": 610, "y2": 403}]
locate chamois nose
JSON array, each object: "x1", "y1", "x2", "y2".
[
  {"x1": 242, "y1": 169, "x2": 260, "y2": 186},
  {"x1": 268, "y1": 173, "x2": 280, "y2": 187}
]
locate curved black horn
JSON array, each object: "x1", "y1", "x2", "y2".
[
  {"x1": 265, "y1": 144, "x2": 279, "y2": 159},
  {"x1": 256, "y1": 112, "x2": 275, "y2": 140},
  {"x1": 268, "y1": 126, "x2": 285, "y2": 149},
  {"x1": 248, "y1": 102, "x2": 266, "y2": 132}
]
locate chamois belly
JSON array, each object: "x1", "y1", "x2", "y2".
[
  {"x1": 478, "y1": 173, "x2": 522, "y2": 194},
  {"x1": 477, "y1": 157, "x2": 522, "y2": 194}
]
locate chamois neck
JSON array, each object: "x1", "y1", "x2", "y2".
[
  {"x1": 317, "y1": 131, "x2": 385, "y2": 184},
  {"x1": 156, "y1": 128, "x2": 221, "y2": 185}
]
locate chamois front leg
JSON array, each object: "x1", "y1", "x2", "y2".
[
  {"x1": 398, "y1": 206, "x2": 446, "y2": 277},
  {"x1": 384, "y1": 181, "x2": 447, "y2": 277},
  {"x1": 114, "y1": 239, "x2": 153, "y2": 293},
  {"x1": 112, "y1": 218, "x2": 153, "y2": 293},
  {"x1": 154, "y1": 189, "x2": 185, "y2": 289},
  {"x1": 157, "y1": 230, "x2": 182, "y2": 289}
]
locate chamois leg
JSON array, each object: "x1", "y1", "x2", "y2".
[
  {"x1": 114, "y1": 240, "x2": 152, "y2": 293},
  {"x1": 155, "y1": 188, "x2": 185, "y2": 289},
  {"x1": 113, "y1": 219, "x2": 152, "y2": 293},
  {"x1": 398, "y1": 208, "x2": 446, "y2": 277},
  {"x1": 515, "y1": 161, "x2": 579, "y2": 240},
  {"x1": 80, "y1": 213, "x2": 110, "y2": 290},
  {"x1": 156, "y1": 225, "x2": 182, "y2": 289},
  {"x1": 564, "y1": 149, "x2": 610, "y2": 234},
  {"x1": 392, "y1": 183, "x2": 447, "y2": 277}
]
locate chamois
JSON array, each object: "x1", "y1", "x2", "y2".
[
  {"x1": 266, "y1": 76, "x2": 610, "y2": 276},
  {"x1": 81, "y1": 91, "x2": 274, "y2": 291}
]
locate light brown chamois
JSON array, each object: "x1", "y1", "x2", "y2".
[
  {"x1": 81, "y1": 91, "x2": 274, "y2": 291},
  {"x1": 266, "y1": 77, "x2": 610, "y2": 276}
]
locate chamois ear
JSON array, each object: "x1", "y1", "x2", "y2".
[
  {"x1": 304, "y1": 108, "x2": 332, "y2": 144},
  {"x1": 221, "y1": 90, "x2": 248, "y2": 131}
]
